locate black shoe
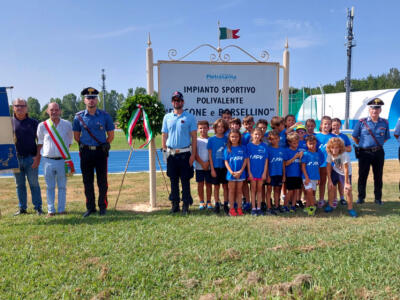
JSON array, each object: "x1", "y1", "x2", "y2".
[
  {"x1": 356, "y1": 198, "x2": 365, "y2": 204},
  {"x1": 36, "y1": 208, "x2": 44, "y2": 216},
  {"x1": 223, "y1": 202, "x2": 229, "y2": 215},
  {"x1": 99, "y1": 209, "x2": 107, "y2": 216},
  {"x1": 170, "y1": 201, "x2": 180, "y2": 213},
  {"x1": 182, "y1": 203, "x2": 190, "y2": 215},
  {"x1": 260, "y1": 201, "x2": 267, "y2": 213},
  {"x1": 214, "y1": 202, "x2": 221, "y2": 214},
  {"x1": 297, "y1": 200, "x2": 304, "y2": 208},
  {"x1": 83, "y1": 210, "x2": 96, "y2": 217},
  {"x1": 14, "y1": 209, "x2": 27, "y2": 216},
  {"x1": 374, "y1": 199, "x2": 383, "y2": 205}
]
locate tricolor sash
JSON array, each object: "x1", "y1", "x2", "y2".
[{"x1": 43, "y1": 119, "x2": 75, "y2": 176}]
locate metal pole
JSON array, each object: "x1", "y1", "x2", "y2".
[
  {"x1": 101, "y1": 69, "x2": 106, "y2": 111},
  {"x1": 281, "y1": 39, "x2": 290, "y2": 117},
  {"x1": 345, "y1": 7, "x2": 355, "y2": 129},
  {"x1": 146, "y1": 33, "x2": 157, "y2": 208},
  {"x1": 319, "y1": 84, "x2": 325, "y2": 116}
]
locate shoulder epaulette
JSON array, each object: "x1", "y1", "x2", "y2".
[{"x1": 76, "y1": 110, "x2": 85, "y2": 115}]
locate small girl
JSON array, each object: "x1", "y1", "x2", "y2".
[
  {"x1": 301, "y1": 135, "x2": 325, "y2": 216},
  {"x1": 316, "y1": 116, "x2": 334, "y2": 208},
  {"x1": 305, "y1": 118, "x2": 317, "y2": 136},
  {"x1": 325, "y1": 138, "x2": 357, "y2": 217},
  {"x1": 266, "y1": 130, "x2": 285, "y2": 214},
  {"x1": 247, "y1": 128, "x2": 268, "y2": 216},
  {"x1": 224, "y1": 129, "x2": 248, "y2": 216}
]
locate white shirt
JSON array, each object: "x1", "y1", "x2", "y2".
[
  {"x1": 195, "y1": 137, "x2": 209, "y2": 170},
  {"x1": 37, "y1": 119, "x2": 73, "y2": 158},
  {"x1": 326, "y1": 152, "x2": 352, "y2": 176}
]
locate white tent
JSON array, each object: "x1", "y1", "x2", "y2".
[{"x1": 296, "y1": 89, "x2": 400, "y2": 129}]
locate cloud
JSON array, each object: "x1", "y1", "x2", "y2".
[{"x1": 253, "y1": 18, "x2": 313, "y2": 32}]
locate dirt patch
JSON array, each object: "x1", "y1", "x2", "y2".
[
  {"x1": 221, "y1": 248, "x2": 241, "y2": 261},
  {"x1": 183, "y1": 278, "x2": 199, "y2": 289},
  {"x1": 355, "y1": 287, "x2": 379, "y2": 299},
  {"x1": 90, "y1": 289, "x2": 111, "y2": 300},
  {"x1": 84, "y1": 257, "x2": 101, "y2": 266},
  {"x1": 247, "y1": 271, "x2": 261, "y2": 285},
  {"x1": 213, "y1": 279, "x2": 224, "y2": 286},
  {"x1": 98, "y1": 265, "x2": 109, "y2": 280},
  {"x1": 199, "y1": 294, "x2": 216, "y2": 300},
  {"x1": 261, "y1": 274, "x2": 312, "y2": 297},
  {"x1": 268, "y1": 245, "x2": 284, "y2": 251}
]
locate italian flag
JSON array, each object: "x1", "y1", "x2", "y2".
[
  {"x1": 219, "y1": 27, "x2": 240, "y2": 40},
  {"x1": 126, "y1": 104, "x2": 153, "y2": 148}
]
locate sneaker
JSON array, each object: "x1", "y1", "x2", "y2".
[
  {"x1": 229, "y1": 208, "x2": 237, "y2": 216},
  {"x1": 223, "y1": 202, "x2": 230, "y2": 215},
  {"x1": 243, "y1": 202, "x2": 252, "y2": 212},
  {"x1": 258, "y1": 209, "x2": 266, "y2": 216},
  {"x1": 340, "y1": 198, "x2": 347, "y2": 206},
  {"x1": 277, "y1": 206, "x2": 285, "y2": 213},
  {"x1": 317, "y1": 200, "x2": 326, "y2": 208},
  {"x1": 251, "y1": 209, "x2": 258, "y2": 216},
  {"x1": 282, "y1": 206, "x2": 290, "y2": 213},
  {"x1": 214, "y1": 202, "x2": 221, "y2": 214},
  {"x1": 260, "y1": 201, "x2": 267, "y2": 212},
  {"x1": 14, "y1": 209, "x2": 27, "y2": 216},
  {"x1": 374, "y1": 199, "x2": 383, "y2": 205},
  {"x1": 348, "y1": 209, "x2": 358, "y2": 218},
  {"x1": 324, "y1": 204, "x2": 333, "y2": 213},
  {"x1": 237, "y1": 208, "x2": 244, "y2": 216},
  {"x1": 290, "y1": 206, "x2": 296, "y2": 213},
  {"x1": 332, "y1": 199, "x2": 338, "y2": 208},
  {"x1": 206, "y1": 202, "x2": 213, "y2": 210},
  {"x1": 268, "y1": 208, "x2": 277, "y2": 215},
  {"x1": 356, "y1": 198, "x2": 365, "y2": 204},
  {"x1": 199, "y1": 202, "x2": 205, "y2": 210},
  {"x1": 308, "y1": 206, "x2": 316, "y2": 216},
  {"x1": 297, "y1": 200, "x2": 304, "y2": 208}
]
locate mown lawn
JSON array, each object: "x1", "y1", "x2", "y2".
[{"x1": 0, "y1": 161, "x2": 399, "y2": 299}]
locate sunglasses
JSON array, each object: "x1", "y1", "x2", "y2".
[
  {"x1": 14, "y1": 105, "x2": 27, "y2": 108},
  {"x1": 172, "y1": 98, "x2": 183, "y2": 102},
  {"x1": 85, "y1": 96, "x2": 98, "y2": 100}
]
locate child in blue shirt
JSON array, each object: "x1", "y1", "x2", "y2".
[
  {"x1": 224, "y1": 129, "x2": 248, "y2": 216},
  {"x1": 208, "y1": 118, "x2": 229, "y2": 214},
  {"x1": 301, "y1": 135, "x2": 325, "y2": 216},
  {"x1": 266, "y1": 130, "x2": 285, "y2": 214},
  {"x1": 270, "y1": 116, "x2": 287, "y2": 148},
  {"x1": 283, "y1": 132, "x2": 303, "y2": 212},
  {"x1": 247, "y1": 128, "x2": 268, "y2": 216},
  {"x1": 241, "y1": 115, "x2": 254, "y2": 212},
  {"x1": 256, "y1": 119, "x2": 270, "y2": 212}
]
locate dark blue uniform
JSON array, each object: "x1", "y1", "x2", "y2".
[
  {"x1": 352, "y1": 116, "x2": 390, "y2": 203},
  {"x1": 73, "y1": 109, "x2": 114, "y2": 213}
]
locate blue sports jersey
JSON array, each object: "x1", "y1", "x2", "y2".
[
  {"x1": 267, "y1": 146, "x2": 285, "y2": 176},
  {"x1": 207, "y1": 135, "x2": 227, "y2": 168},
  {"x1": 334, "y1": 132, "x2": 351, "y2": 147},
  {"x1": 301, "y1": 150, "x2": 325, "y2": 180},
  {"x1": 298, "y1": 140, "x2": 308, "y2": 152},
  {"x1": 316, "y1": 132, "x2": 334, "y2": 167},
  {"x1": 247, "y1": 142, "x2": 268, "y2": 178},
  {"x1": 284, "y1": 148, "x2": 302, "y2": 177},
  {"x1": 279, "y1": 129, "x2": 287, "y2": 148},
  {"x1": 224, "y1": 145, "x2": 248, "y2": 180},
  {"x1": 242, "y1": 132, "x2": 251, "y2": 146}
]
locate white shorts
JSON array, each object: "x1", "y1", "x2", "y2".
[{"x1": 303, "y1": 179, "x2": 318, "y2": 191}]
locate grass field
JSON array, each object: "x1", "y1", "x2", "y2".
[{"x1": 0, "y1": 161, "x2": 400, "y2": 299}]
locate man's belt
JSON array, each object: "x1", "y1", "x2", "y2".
[
  {"x1": 44, "y1": 156, "x2": 63, "y2": 160},
  {"x1": 360, "y1": 146, "x2": 383, "y2": 152},
  {"x1": 167, "y1": 146, "x2": 191, "y2": 156},
  {"x1": 80, "y1": 144, "x2": 101, "y2": 151}
]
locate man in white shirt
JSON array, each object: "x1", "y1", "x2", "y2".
[{"x1": 37, "y1": 103, "x2": 73, "y2": 217}]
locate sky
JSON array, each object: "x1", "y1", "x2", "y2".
[{"x1": 0, "y1": 0, "x2": 399, "y2": 106}]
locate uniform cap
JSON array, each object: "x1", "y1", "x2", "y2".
[
  {"x1": 81, "y1": 87, "x2": 99, "y2": 96},
  {"x1": 367, "y1": 97, "x2": 384, "y2": 108},
  {"x1": 171, "y1": 91, "x2": 183, "y2": 100}
]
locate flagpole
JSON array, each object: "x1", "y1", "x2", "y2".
[{"x1": 114, "y1": 145, "x2": 135, "y2": 210}]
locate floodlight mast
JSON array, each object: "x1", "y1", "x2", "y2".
[
  {"x1": 101, "y1": 69, "x2": 106, "y2": 111},
  {"x1": 344, "y1": 6, "x2": 355, "y2": 129}
]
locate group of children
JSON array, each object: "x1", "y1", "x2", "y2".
[{"x1": 195, "y1": 110, "x2": 358, "y2": 218}]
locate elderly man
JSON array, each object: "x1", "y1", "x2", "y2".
[
  {"x1": 12, "y1": 98, "x2": 43, "y2": 215},
  {"x1": 37, "y1": 103, "x2": 73, "y2": 217},
  {"x1": 352, "y1": 98, "x2": 390, "y2": 205},
  {"x1": 73, "y1": 87, "x2": 115, "y2": 217},
  {"x1": 162, "y1": 91, "x2": 197, "y2": 215}
]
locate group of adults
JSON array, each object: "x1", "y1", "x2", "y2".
[
  {"x1": 10, "y1": 88, "x2": 399, "y2": 217},
  {"x1": 12, "y1": 87, "x2": 114, "y2": 218}
]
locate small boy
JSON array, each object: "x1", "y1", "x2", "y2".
[
  {"x1": 295, "y1": 124, "x2": 308, "y2": 152},
  {"x1": 195, "y1": 120, "x2": 213, "y2": 210},
  {"x1": 208, "y1": 118, "x2": 229, "y2": 214},
  {"x1": 301, "y1": 135, "x2": 325, "y2": 216},
  {"x1": 242, "y1": 115, "x2": 255, "y2": 146},
  {"x1": 325, "y1": 138, "x2": 357, "y2": 217},
  {"x1": 283, "y1": 132, "x2": 303, "y2": 212},
  {"x1": 270, "y1": 116, "x2": 287, "y2": 148},
  {"x1": 222, "y1": 109, "x2": 232, "y2": 137}
]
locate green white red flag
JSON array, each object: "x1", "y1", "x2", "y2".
[
  {"x1": 219, "y1": 27, "x2": 240, "y2": 40},
  {"x1": 126, "y1": 104, "x2": 153, "y2": 148}
]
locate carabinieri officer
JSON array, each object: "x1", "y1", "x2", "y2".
[
  {"x1": 162, "y1": 91, "x2": 197, "y2": 215},
  {"x1": 73, "y1": 87, "x2": 115, "y2": 217},
  {"x1": 352, "y1": 98, "x2": 390, "y2": 205}
]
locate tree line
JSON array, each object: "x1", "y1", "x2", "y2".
[{"x1": 9, "y1": 68, "x2": 400, "y2": 122}]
